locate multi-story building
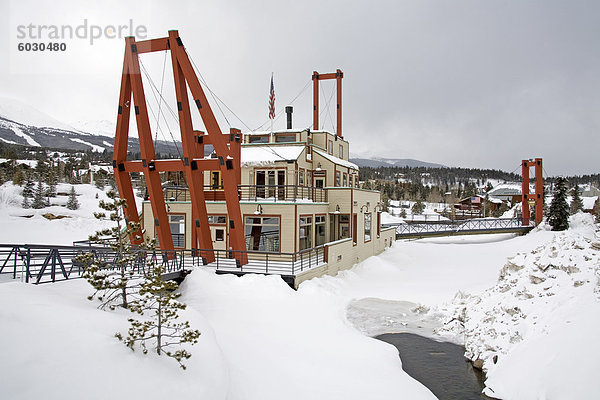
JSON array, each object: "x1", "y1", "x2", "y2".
[{"x1": 140, "y1": 84, "x2": 395, "y2": 288}]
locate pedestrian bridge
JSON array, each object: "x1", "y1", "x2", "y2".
[{"x1": 385, "y1": 217, "x2": 535, "y2": 240}]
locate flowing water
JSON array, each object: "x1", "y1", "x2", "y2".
[{"x1": 376, "y1": 333, "x2": 488, "y2": 400}]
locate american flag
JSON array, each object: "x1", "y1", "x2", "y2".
[{"x1": 268, "y1": 75, "x2": 275, "y2": 120}]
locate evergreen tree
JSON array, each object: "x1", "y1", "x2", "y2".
[
  {"x1": 21, "y1": 175, "x2": 35, "y2": 208},
  {"x1": 116, "y1": 259, "x2": 201, "y2": 370},
  {"x1": 44, "y1": 169, "x2": 57, "y2": 198},
  {"x1": 75, "y1": 190, "x2": 142, "y2": 310},
  {"x1": 412, "y1": 199, "x2": 425, "y2": 215},
  {"x1": 548, "y1": 177, "x2": 569, "y2": 231},
  {"x1": 66, "y1": 186, "x2": 80, "y2": 210},
  {"x1": 570, "y1": 185, "x2": 584, "y2": 215},
  {"x1": 399, "y1": 208, "x2": 407, "y2": 218},
  {"x1": 31, "y1": 179, "x2": 47, "y2": 209}
]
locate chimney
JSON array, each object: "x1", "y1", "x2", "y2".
[{"x1": 285, "y1": 106, "x2": 293, "y2": 129}]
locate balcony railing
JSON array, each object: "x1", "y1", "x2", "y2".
[
  {"x1": 162, "y1": 184, "x2": 327, "y2": 203},
  {"x1": 237, "y1": 185, "x2": 327, "y2": 202}
]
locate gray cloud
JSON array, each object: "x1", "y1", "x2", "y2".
[{"x1": 1, "y1": 0, "x2": 598, "y2": 175}]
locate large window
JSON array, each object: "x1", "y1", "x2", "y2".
[
  {"x1": 336, "y1": 171, "x2": 341, "y2": 186},
  {"x1": 343, "y1": 173, "x2": 347, "y2": 187},
  {"x1": 299, "y1": 216, "x2": 313, "y2": 250},
  {"x1": 245, "y1": 216, "x2": 280, "y2": 252},
  {"x1": 249, "y1": 135, "x2": 269, "y2": 143},
  {"x1": 299, "y1": 168, "x2": 305, "y2": 186},
  {"x1": 339, "y1": 144, "x2": 344, "y2": 159},
  {"x1": 276, "y1": 133, "x2": 296, "y2": 143},
  {"x1": 169, "y1": 214, "x2": 185, "y2": 248},
  {"x1": 328, "y1": 140, "x2": 333, "y2": 155},
  {"x1": 315, "y1": 215, "x2": 326, "y2": 246},
  {"x1": 364, "y1": 212, "x2": 372, "y2": 242}
]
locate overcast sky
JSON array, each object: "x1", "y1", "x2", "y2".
[{"x1": 1, "y1": 0, "x2": 598, "y2": 176}]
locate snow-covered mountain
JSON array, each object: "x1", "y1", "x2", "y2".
[
  {"x1": 350, "y1": 157, "x2": 446, "y2": 169},
  {"x1": 0, "y1": 98, "x2": 180, "y2": 155}
]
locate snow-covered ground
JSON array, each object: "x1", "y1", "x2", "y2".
[
  {"x1": 1, "y1": 181, "x2": 599, "y2": 399},
  {"x1": 388, "y1": 199, "x2": 450, "y2": 222},
  {"x1": 0, "y1": 182, "x2": 142, "y2": 245}
]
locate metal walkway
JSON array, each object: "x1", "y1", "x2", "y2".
[
  {"x1": 0, "y1": 244, "x2": 188, "y2": 284},
  {"x1": 0, "y1": 243, "x2": 325, "y2": 286},
  {"x1": 385, "y1": 217, "x2": 534, "y2": 239}
]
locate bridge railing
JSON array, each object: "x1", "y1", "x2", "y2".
[
  {"x1": 0, "y1": 244, "x2": 187, "y2": 284},
  {"x1": 385, "y1": 217, "x2": 534, "y2": 237},
  {"x1": 192, "y1": 245, "x2": 326, "y2": 275}
]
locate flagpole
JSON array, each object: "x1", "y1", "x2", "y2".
[{"x1": 270, "y1": 72, "x2": 274, "y2": 135}]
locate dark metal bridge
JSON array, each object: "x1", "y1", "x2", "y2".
[
  {"x1": 385, "y1": 217, "x2": 535, "y2": 239},
  {"x1": 0, "y1": 243, "x2": 325, "y2": 286},
  {"x1": 0, "y1": 244, "x2": 188, "y2": 284}
]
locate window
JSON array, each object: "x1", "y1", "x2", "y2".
[
  {"x1": 328, "y1": 140, "x2": 333, "y2": 155},
  {"x1": 336, "y1": 171, "x2": 341, "y2": 186},
  {"x1": 215, "y1": 229, "x2": 225, "y2": 241},
  {"x1": 364, "y1": 212, "x2": 372, "y2": 242},
  {"x1": 315, "y1": 215, "x2": 326, "y2": 246},
  {"x1": 299, "y1": 216, "x2": 313, "y2": 250},
  {"x1": 245, "y1": 216, "x2": 280, "y2": 252},
  {"x1": 343, "y1": 173, "x2": 347, "y2": 187},
  {"x1": 340, "y1": 214, "x2": 350, "y2": 239},
  {"x1": 299, "y1": 168, "x2": 305, "y2": 186},
  {"x1": 339, "y1": 144, "x2": 344, "y2": 159},
  {"x1": 211, "y1": 171, "x2": 223, "y2": 190},
  {"x1": 275, "y1": 133, "x2": 296, "y2": 143},
  {"x1": 249, "y1": 135, "x2": 269, "y2": 143},
  {"x1": 256, "y1": 170, "x2": 285, "y2": 199},
  {"x1": 355, "y1": 176, "x2": 359, "y2": 188},
  {"x1": 306, "y1": 171, "x2": 312, "y2": 188},
  {"x1": 208, "y1": 215, "x2": 227, "y2": 224},
  {"x1": 169, "y1": 214, "x2": 185, "y2": 248},
  {"x1": 349, "y1": 175, "x2": 353, "y2": 188}
]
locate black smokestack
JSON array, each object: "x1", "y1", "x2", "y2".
[{"x1": 285, "y1": 106, "x2": 293, "y2": 129}]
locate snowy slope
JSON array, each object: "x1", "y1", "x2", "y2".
[{"x1": 0, "y1": 97, "x2": 77, "y2": 131}]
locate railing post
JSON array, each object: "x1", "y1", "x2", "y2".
[{"x1": 266, "y1": 252, "x2": 269, "y2": 273}]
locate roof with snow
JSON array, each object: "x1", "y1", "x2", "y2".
[
  {"x1": 313, "y1": 149, "x2": 358, "y2": 170},
  {"x1": 240, "y1": 145, "x2": 304, "y2": 167}
]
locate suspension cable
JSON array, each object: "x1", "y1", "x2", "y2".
[{"x1": 153, "y1": 51, "x2": 168, "y2": 148}]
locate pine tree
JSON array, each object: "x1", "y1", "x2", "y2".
[
  {"x1": 44, "y1": 169, "x2": 57, "y2": 198},
  {"x1": 75, "y1": 190, "x2": 143, "y2": 310},
  {"x1": 548, "y1": 177, "x2": 569, "y2": 231},
  {"x1": 31, "y1": 179, "x2": 47, "y2": 209},
  {"x1": 66, "y1": 186, "x2": 80, "y2": 210},
  {"x1": 412, "y1": 199, "x2": 425, "y2": 215},
  {"x1": 116, "y1": 258, "x2": 201, "y2": 370},
  {"x1": 570, "y1": 185, "x2": 584, "y2": 215},
  {"x1": 21, "y1": 175, "x2": 35, "y2": 208}
]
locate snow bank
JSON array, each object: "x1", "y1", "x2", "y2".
[
  {"x1": 0, "y1": 280, "x2": 228, "y2": 400},
  {"x1": 179, "y1": 270, "x2": 436, "y2": 400},
  {"x1": 436, "y1": 213, "x2": 600, "y2": 399}
]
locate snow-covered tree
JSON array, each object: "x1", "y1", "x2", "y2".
[
  {"x1": 570, "y1": 185, "x2": 584, "y2": 215},
  {"x1": 66, "y1": 186, "x2": 80, "y2": 210},
  {"x1": 412, "y1": 199, "x2": 425, "y2": 215},
  {"x1": 75, "y1": 190, "x2": 142, "y2": 310},
  {"x1": 116, "y1": 258, "x2": 201, "y2": 370},
  {"x1": 548, "y1": 177, "x2": 569, "y2": 231},
  {"x1": 44, "y1": 169, "x2": 57, "y2": 198},
  {"x1": 31, "y1": 179, "x2": 47, "y2": 209},
  {"x1": 21, "y1": 175, "x2": 35, "y2": 208}
]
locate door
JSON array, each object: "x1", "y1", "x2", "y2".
[{"x1": 211, "y1": 226, "x2": 227, "y2": 250}]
